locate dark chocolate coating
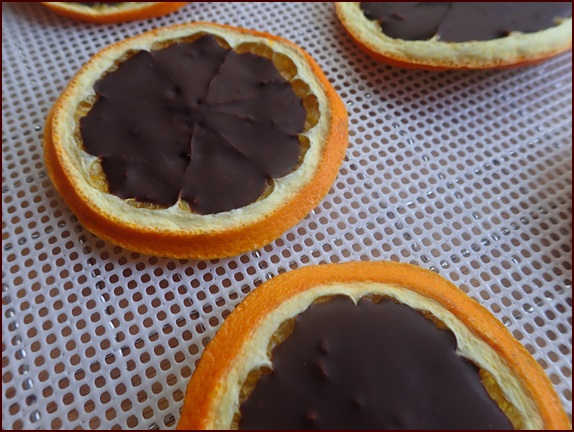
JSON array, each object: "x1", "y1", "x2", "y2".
[
  {"x1": 80, "y1": 35, "x2": 305, "y2": 214},
  {"x1": 360, "y1": 2, "x2": 572, "y2": 42},
  {"x1": 239, "y1": 296, "x2": 513, "y2": 430}
]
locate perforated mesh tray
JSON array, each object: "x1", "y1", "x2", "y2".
[{"x1": 2, "y1": 2, "x2": 572, "y2": 429}]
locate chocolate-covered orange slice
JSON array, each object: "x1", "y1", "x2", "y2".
[
  {"x1": 176, "y1": 262, "x2": 570, "y2": 430},
  {"x1": 44, "y1": 23, "x2": 347, "y2": 258},
  {"x1": 40, "y1": 2, "x2": 188, "y2": 24},
  {"x1": 336, "y1": 2, "x2": 572, "y2": 70}
]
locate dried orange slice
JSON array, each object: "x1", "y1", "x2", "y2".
[
  {"x1": 44, "y1": 22, "x2": 348, "y2": 259},
  {"x1": 177, "y1": 261, "x2": 570, "y2": 430},
  {"x1": 336, "y1": 3, "x2": 572, "y2": 70},
  {"x1": 40, "y1": 2, "x2": 188, "y2": 24}
]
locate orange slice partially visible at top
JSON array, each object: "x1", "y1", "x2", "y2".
[
  {"x1": 336, "y1": 2, "x2": 572, "y2": 70},
  {"x1": 41, "y1": 2, "x2": 189, "y2": 24}
]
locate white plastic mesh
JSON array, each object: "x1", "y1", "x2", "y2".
[{"x1": 2, "y1": 2, "x2": 572, "y2": 429}]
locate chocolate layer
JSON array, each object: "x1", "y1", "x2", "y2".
[
  {"x1": 80, "y1": 35, "x2": 306, "y2": 214},
  {"x1": 360, "y1": 2, "x2": 572, "y2": 42},
  {"x1": 239, "y1": 296, "x2": 513, "y2": 430}
]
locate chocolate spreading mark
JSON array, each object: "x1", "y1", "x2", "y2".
[
  {"x1": 80, "y1": 35, "x2": 306, "y2": 214},
  {"x1": 239, "y1": 296, "x2": 513, "y2": 430},
  {"x1": 360, "y1": 2, "x2": 572, "y2": 42}
]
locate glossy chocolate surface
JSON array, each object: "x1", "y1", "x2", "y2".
[
  {"x1": 360, "y1": 2, "x2": 572, "y2": 42},
  {"x1": 239, "y1": 296, "x2": 513, "y2": 430},
  {"x1": 80, "y1": 35, "x2": 305, "y2": 214}
]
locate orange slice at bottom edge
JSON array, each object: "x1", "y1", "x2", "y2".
[{"x1": 176, "y1": 261, "x2": 570, "y2": 430}]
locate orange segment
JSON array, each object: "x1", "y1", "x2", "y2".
[{"x1": 176, "y1": 261, "x2": 571, "y2": 430}]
